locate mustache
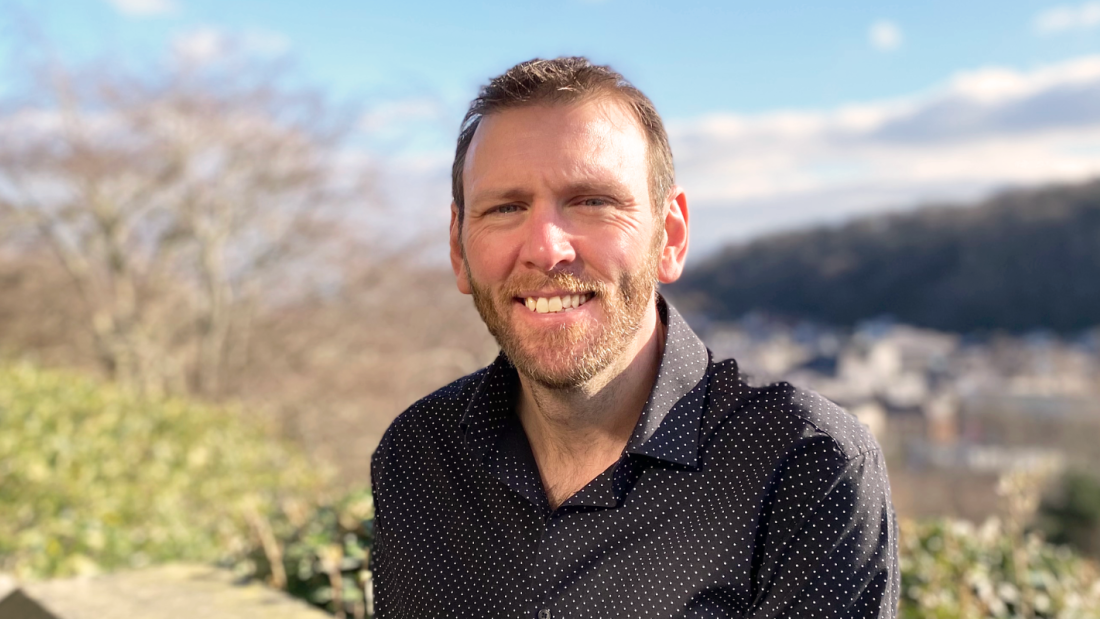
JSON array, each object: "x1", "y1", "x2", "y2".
[{"x1": 499, "y1": 271, "x2": 608, "y2": 298}]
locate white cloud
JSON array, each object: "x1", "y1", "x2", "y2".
[
  {"x1": 171, "y1": 26, "x2": 290, "y2": 65},
  {"x1": 172, "y1": 27, "x2": 223, "y2": 63},
  {"x1": 1035, "y1": 2, "x2": 1100, "y2": 34},
  {"x1": 242, "y1": 29, "x2": 292, "y2": 56},
  {"x1": 869, "y1": 20, "x2": 902, "y2": 52},
  {"x1": 359, "y1": 99, "x2": 445, "y2": 133},
  {"x1": 356, "y1": 97, "x2": 458, "y2": 157},
  {"x1": 669, "y1": 55, "x2": 1100, "y2": 253},
  {"x1": 317, "y1": 54, "x2": 1100, "y2": 257},
  {"x1": 105, "y1": 0, "x2": 177, "y2": 17}
]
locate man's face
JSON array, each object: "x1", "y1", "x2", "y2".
[{"x1": 451, "y1": 98, "x2": 674, "y2": 389}]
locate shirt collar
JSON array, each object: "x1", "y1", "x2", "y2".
[
  {"x1": 458, "y1": 354, "x2": 517, "y2": 467},
  {"x1": 622, "y1": 296, "x2": 710, "y2": 468},
  {"x1": 459, "y1": 294, "x2": 711, "y2": 472}
]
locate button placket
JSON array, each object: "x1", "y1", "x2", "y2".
[{"x1": 528, "y1": 514, "x2": 557, "y2": 619}]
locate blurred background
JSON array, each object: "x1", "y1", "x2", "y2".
[{"x1": 2, "y1": 1, "x2": 1100, "y2": 617}]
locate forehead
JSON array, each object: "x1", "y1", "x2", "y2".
[{"x1": 463, "y1": 98, "x2": 649, "y2": 198}]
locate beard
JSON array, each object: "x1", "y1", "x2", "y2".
[{"x1": 465, "y1": 238, "x2": 661, "y2": 390}]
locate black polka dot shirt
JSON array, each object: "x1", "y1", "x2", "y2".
[{"x1": 370, "y1": 299, "x2": 899, "y2": 618}]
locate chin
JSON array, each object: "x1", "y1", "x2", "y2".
[
  {"x1": 515, "y1": 360, "x2": 598, "y2": 390},
  {"x1": 505, "y1": 332, "x2": 619, "y2": 390}
]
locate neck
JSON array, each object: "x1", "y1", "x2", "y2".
[{"x1": 516, "y1": 297, "x2": 665, "y2": 509}]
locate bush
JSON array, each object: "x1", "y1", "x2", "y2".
[
  {"x1": 240, "y1": 488, "x2": 375, "y2": 618},
  {"x1": 1039, "y1": 471, "x2": 1100, "y2": 560},
  {"x1": 10, "y1": 361, "x2": 1100, "y2": 619},
  {"x1": 0, "y1": 363, "x2": 325, "y2": 578},
  {"x1": 900, "y1": 517, "x2": 1100, "y2": 618}
]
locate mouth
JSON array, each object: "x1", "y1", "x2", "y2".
[{"x1": 516, "y1": 292, "x2": 595, "y2": 314}]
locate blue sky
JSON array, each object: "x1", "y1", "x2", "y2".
[
  {"x1": 10, "y1": 0, "x2": 1100, "y2": 253},
  {"x1": 20, "y1": 0, "x2": 1098, "y2": 114}
]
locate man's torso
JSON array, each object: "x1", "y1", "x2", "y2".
[{"x1": 370, "y1": 314, "x2": 898, "y2": 618}]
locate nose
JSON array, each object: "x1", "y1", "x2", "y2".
[{"x1": 519, "y1": 203, "x2": 576, "y2": 272}]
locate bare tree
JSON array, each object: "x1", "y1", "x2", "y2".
[
  {"x1": 0, "y1": 36, "x2": 499, "y2": 482},
  {"x1": 0, "y1": 50, "x2": 369, "y2": 396}
]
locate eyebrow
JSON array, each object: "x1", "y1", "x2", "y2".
[
  {"x1": 471, "y1": 179, "x2": 636, "y2": 207},
  {"x1": 471, "y1": 188, "x2": 531, "y2": 206}
]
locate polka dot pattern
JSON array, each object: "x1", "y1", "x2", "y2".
[{"x1": 370, "y1": 299, "x2": 899, "y2": 618}]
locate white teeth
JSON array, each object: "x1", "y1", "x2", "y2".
[{"x1": 524, "y1": 293, "x2": 592, "y2": 313}]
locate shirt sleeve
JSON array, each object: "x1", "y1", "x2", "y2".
[
  {"x1": 369, "y1": 443, "x2": 391, "y2": 618},
  {"x1": 747, "y1": 438, "x2": 900, "y2": 619}
]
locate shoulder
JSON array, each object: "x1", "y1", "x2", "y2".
[
  {"x1": 752, "y1": 379, "x2": 880, "y2": 461},
  {"x1": 371, "y1": 366, "x2": 489, "y2": 467},
  {"x1": 706, "y1": 357, "x2": 881, "y2": 463}
]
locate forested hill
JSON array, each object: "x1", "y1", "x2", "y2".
[{"x1": 668, "y1": 179, "x2": 1100, "y2": 333}]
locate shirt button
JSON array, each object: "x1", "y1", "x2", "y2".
[{"x1": 538, "y1": 609, "x2": 551, "y2": 619}]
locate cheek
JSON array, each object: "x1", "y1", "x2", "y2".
[
  {"x1": 589, "y1": 226, "x2": 656, "y2": 271},
  {"x1": 464, "y1": 230, "x2": 517, "y2": 282},
  {"x1": 582, "y1": 210, "x2": 659, "y2": 263},
  {"x1": 570, "y1": 236, "x2": 628, "y2": 280}
]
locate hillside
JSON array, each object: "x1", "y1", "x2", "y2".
[{"x1": 669, "y1": 179, "x2": 1100, "y2": 333}]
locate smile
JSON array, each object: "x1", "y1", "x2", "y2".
[{"x1": 521, "y1": 293, "x2": 593, "y2": 314}]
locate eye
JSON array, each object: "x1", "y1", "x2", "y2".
[
  {"x1": 492, "y1": 204, "x2": 521, "y2": 214},
  {"x1": 579, "y1": 197, "x2": 609, "y2": 207}
]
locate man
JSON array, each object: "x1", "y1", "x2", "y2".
[{"x1": 371, "y1": 57, "x2": 898, "y2": 618}]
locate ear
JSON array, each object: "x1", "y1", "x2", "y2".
[
  {"x1": 450, "y1": 202, "x2": 473, "y2": 295},
  {"x1": 657, "y1": 186, "x2": 689, "y2": 284}
]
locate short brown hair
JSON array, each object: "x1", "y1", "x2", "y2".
[{"x1": 451, "y1": 57, "x2": 674, "y2": 225}]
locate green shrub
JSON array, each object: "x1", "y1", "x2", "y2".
[
  {"x1": 900, "y1": 517, "x2": 1100, "y2": 618},
  {"x1": 11, "y1": 361, "x2": 1100, "y2": 619},
  {"x1": 0, "y1": 363, "x2": 325, "y2": 578},
  {"x1": 1039, "y1": 471, "x2": 1100, "y2": 560},
  {"x1": 240, "y1": 487, "x2": 375, "y2": 618}
]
